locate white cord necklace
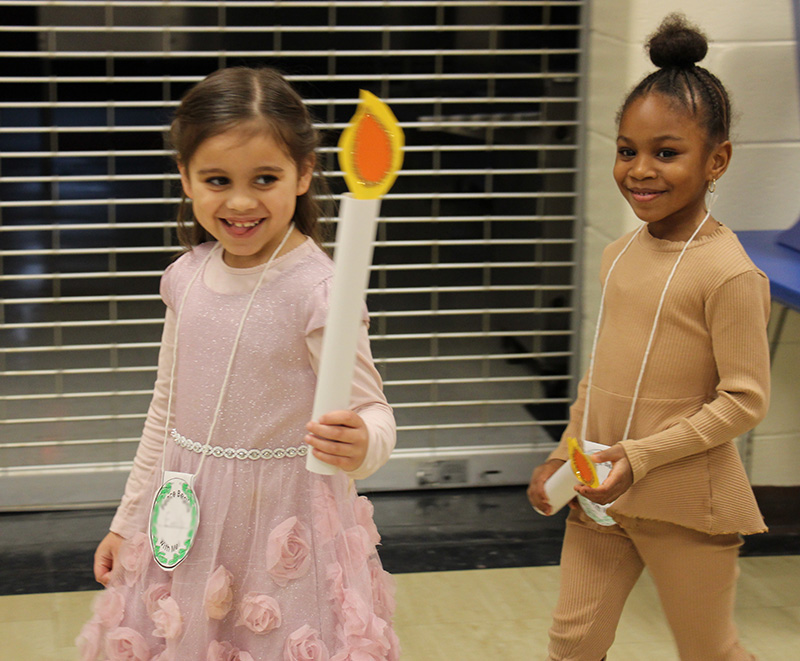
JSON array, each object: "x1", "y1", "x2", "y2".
[
  {"x1": 580, "y1": 210, "x2": 712, "y2": 444},
  {"x1": 150, "y1": 224, "x2": 297, "y2": 570},
  {"x1": 160, "y1": 223, "x2": 296, "y2": 477},
  {"x1": 575, "y1": 211, "x2": 711, "y2": 526}
]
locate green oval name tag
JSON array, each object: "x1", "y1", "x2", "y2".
[{"x1": 149, "y1": 472, "x2": 200, "y2": 571}]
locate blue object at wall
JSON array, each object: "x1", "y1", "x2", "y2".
[{"x1": 782, "y1": 0, "x2": 800, "y2": 251}]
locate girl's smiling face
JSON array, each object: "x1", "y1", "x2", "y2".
[
  {"x1": 614, "y1": 93, "x2": 731, "y2": 241},
  {"x1": 179, "y1": 122, "x2": 312, "y2": 268}
]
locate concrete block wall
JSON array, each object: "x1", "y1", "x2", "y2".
[{"x1": 583, "y1": 0, "x2": 800, "y2": 485}]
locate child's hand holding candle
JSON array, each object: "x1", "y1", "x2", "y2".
[{"x1": 305, "y1": 91, "x2": 404, "y2": 475}]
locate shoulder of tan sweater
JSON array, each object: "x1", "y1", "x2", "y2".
[
  {"x1": 680, "y1": 230, "x2": 768, "y2": 308},
  {"x1": 600, "y1": 228, "x2": 641, "y2": 264},
  {"x1": 695, "y1": 226, "x2": 766, "y2": 281}
]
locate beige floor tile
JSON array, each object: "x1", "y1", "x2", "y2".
[
  {"x1": 737, "y1": 604, "x2": 800, "y2": 653},
  {"x1": 0, "y1": 591, "x2": 58, "y2": 623},
  {"x1": 738, "y1": 556, "x2": 800, "y2": 608},
  {"x1": 1, "y1": 557, "x2": 798, "y2": 661},
  {"x1": 604, "y1": 640, "x2": 680, "y2": 660},
  {"x1": 51, "y1": 649, "x2": 78, "y2": 661},
  {"x1": 516, "y1": 565, "x2": 562, "y2": 592},
  {"x1": 52, "y1": 591, "x2": 98, "y2": 649},
  {"x1": 0, "y1": 619, "x2": 59, "y2": 661},
  {"x1": 398, "y1": 618, "x2": 551, "y2": 661},
  {"x1": 395, "y1": 567, "x2": 554, "y2": 626}
]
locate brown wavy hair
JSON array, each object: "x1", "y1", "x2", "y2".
[{"x1": 170, "y1": 67, "x2": 330, "y2": 249}]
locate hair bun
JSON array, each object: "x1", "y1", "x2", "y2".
[{"x1": 646, "y1": 13, "x2": 708, "y2": 69}]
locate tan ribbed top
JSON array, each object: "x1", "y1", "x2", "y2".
[{"x1": 550, "y1": 223, "x2": 770, "y2": 534}]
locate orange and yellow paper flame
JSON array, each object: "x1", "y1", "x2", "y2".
[
  {"x1": 338, "y1": 90, "x2": 404, "y2": 200},
  {"x1": 568, "y1": 437, "x2": 599, "y2": 488}
]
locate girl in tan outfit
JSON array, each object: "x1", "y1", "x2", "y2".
[{"x1": 528, "y1": 15, "x2": 770, "y2": 661}]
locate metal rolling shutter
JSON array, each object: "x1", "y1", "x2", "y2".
[{"x1": 0, "y1": 0, "x2": 586, "y2": 508}]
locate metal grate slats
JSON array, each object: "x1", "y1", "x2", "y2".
[{"x1": 1, "y1": 0, "x2": 585, "y2": 506}]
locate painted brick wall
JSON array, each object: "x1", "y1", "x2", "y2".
[{"x1": 583, "y1": 0, "x2": 800, "y2": 485}]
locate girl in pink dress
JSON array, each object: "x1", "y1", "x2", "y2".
[{"x1": 77, "y1": 67, "x2": 399, "y2": 661}]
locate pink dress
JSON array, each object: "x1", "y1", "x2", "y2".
[{"x1": 77, "y1": 241, "x2": 399, "y2": 661}]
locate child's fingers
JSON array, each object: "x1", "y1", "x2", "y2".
[
  {"x1": 305, "y1": 410, "x2": 367, "y2": 446},
  {"x1": 589, "y1": 444, "x2": 625, "y2": 465},
  {"x1": 527, "y1": 459, "x2": 564, "y2": 515},
  {"x1": 304, "y1": 411, "x2": 369, "y2": 472},
  {"x1": 526, "y1": 480, "x2": 550, "y2": 514},
  {"x1": 305, "y1": 433, "x2": 349, "y2": 456},
  {"x1": 93, "y1": 531, "x2": 123, "y2": 586},
  {"x1": 94, "y1": 558, "x2": 112, "y2": 586},
  {"x1": 305, "y1": 420, "x2": 362, "y2": 449},
  {"x1": 306, "y1": 421, "x2": 348, "y2": 444},
  {"x1": 576, "y1": 483, "x2": 616, "y2": 505},
  {"x1": 576, "y1": 456, "x2": 634, "y2": 504},
  {"x1": 314, "y1": 409, "x2": 362, "y2": 429},
  {"x1": 305, "y1": 432, "x2": 365, "y2": 471}
]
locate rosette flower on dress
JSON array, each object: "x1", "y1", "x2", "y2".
[
  {"x1": 150, "y1": 650, "x2": 173, "y2": 661},
  {"x1": 204, "y1": 565, "x2": 234, "y2": 620},
  {"x1": 75, "y1": 619, "x2": 103, "y2": 661},
  {"x1": 340, "y1": 589, "x2": 370, "y2": 641},
  {"x1": 338, "y1": 526, "x2": 372, "y2": 573},
  {"x1": 142, "y1": 582, "x2": 172, "y2": 619},
  {"x1": 105, "y1": 626, "x2": 151, "y2": 661},
  {"x1": 93, "y1": 587, "x2": 125, "y2": 629},
  {"x1": 151, "y1": 596, "x2": 183, "y2": 640},
  {"x1": 353, "y1": 496, "x2": 381, "y2": 547},
  {"x1": 235, "y1": 592, "x2": 282, "y2": 634},
  {"x1": 283, "y1": 624, "x2": 330, "y2": 661},
  {"x1": 312, "y1": 481, "x2": 343, "y2": 545},
  {"x1": 266, "y1": 517, "x2": 312, "y2": 586},
  {"x1": 118, "y1": 532, "x2": 151, "y2": 587},
  {"x1": 337, "y1": 589, "x2": 393, "y2": 661},
  {"x1": 369, "y1": 564, "x2": 397, "y2": 622},
  {"x1": 326, "y1": 562, "x2": 345, "y2": 609},
  {"x1": 207, "y1": 640, "x2": 255, "y2": 661}
]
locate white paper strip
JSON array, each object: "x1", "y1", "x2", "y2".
[{"x1": 306, "y1": 194, "x2": 382, "y2": 474}]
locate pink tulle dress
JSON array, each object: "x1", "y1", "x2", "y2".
[{"x1": 77, "y1": 241, "x2": 399, "y2": 661}]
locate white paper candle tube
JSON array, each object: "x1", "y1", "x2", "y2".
[
  {"x1": 536, "y1": 440, "x2": 612, "y2": 515},
  {"x1": 306, "y1": 194, "x2": 382, "y2": 474},
  {"x1": 536, "y1": 460, "x2": 579, "y2": 515}
]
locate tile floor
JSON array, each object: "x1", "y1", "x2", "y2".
[
  {"x1": 1, "y1": 557, "x2": 799, "y2": 660},
  {"x1": 1, "y1": 487, "x2": 799, "y2": 660}
]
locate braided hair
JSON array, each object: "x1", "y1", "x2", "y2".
[{"x1": 618, "y1": 14, "x2": 731, "y2": 147}]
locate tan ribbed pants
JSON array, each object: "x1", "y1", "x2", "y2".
[{"x1": 547, "y1": 509, "x2": 755, "y2": 661}]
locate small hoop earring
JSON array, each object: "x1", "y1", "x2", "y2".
[{"x1": 708, "y1": 179, "x2": 716, "y2": 193}]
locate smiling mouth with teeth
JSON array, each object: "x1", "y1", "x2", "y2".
[{"x1": 224, "y1": 218, "x2": 263, "y2": 228}]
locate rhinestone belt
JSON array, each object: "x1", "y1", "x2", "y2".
[{"x1": 170, "y1": 429, "x2": 309, "y2": 461}]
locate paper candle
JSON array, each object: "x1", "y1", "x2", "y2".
[
  {"x1": 535, "y1": 439, "x2": 611, "y2": 515},
  {"x1": 306, "y1": 90, "x2": 405, "y2": 474}
]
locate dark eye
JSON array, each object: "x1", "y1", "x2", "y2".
[
  {"x1": 205, "y1": 176, "x2": 229, "y2": 186},
  {"x1": 256, "y1": 175, "x2": 278, "y2": 186},
  {"x1": 658, "y1": 149, "x2": 678, "y2": 159},
  {"x1": 617, "y1": 147, "x2": 635, "y2": 158}
]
